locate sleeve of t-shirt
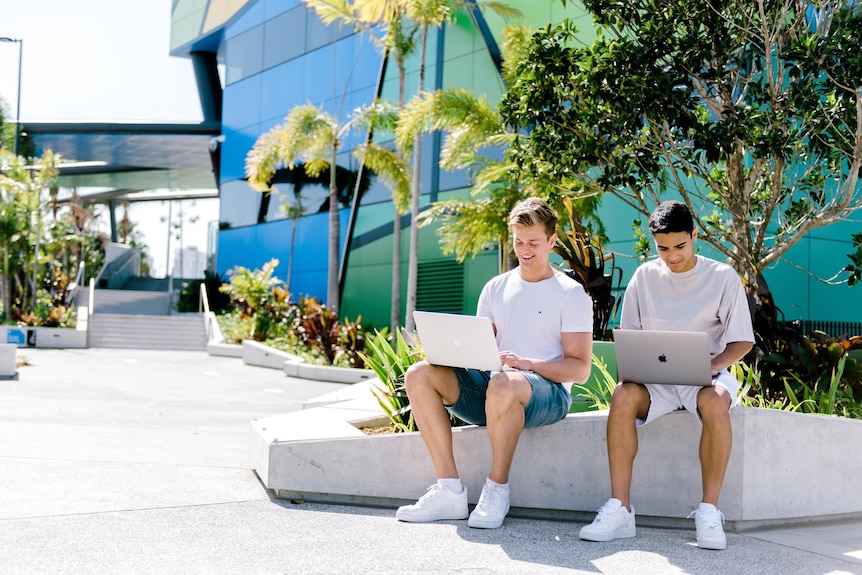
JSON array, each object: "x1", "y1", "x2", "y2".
[
  {"x1": 619, "y1": 268, "x2": 643, "y2": 330},
  {"x1": 720, "y1": 271, "x2": 755, "y2": 344},
  {"x1": 476, "y1": 278, "x2": 493, "y2": 321},
  {"x1": 561, "y1": 283, "x2": 594, "y2": 333}
]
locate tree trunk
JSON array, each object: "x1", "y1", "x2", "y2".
[
  {"x1": 391, "y1": 54, "x2": 407, "y2": 333},
  {"x1": 328, "y1": 141, "x2": 341, "y2": 315},
  {"x1": 405, "y1": 24, "x2": 429, "y2": 334}
]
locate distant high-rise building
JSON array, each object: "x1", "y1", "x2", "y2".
[{"x1": 172, "y1": 246, "x2": 206, "y2": 279}]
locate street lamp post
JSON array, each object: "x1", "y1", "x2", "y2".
[{"x1": 0, "y1": 36, "x2": 23, "y2": 157}]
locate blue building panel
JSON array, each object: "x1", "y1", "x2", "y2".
[
  {"x1": 222, "y1": 76, "x2": 263, "y2": 133},
  {"x1": 260, "y1": 59, "x2": 307, "y2": 124},
  {"x1": 220, "y1": 128, "x2": 260, "y2": 183},
  {"x1": 224, "y1": 0, "x2": 265, "y2": 39}
]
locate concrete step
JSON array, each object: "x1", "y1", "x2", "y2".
[
  {"x1": 90, "y1": 313, "x2": 207, "y2": 351},
  {"x1": 90, "y1": 289, "x2": 173, "y2": 315}
]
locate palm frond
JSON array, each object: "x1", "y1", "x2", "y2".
[
  {"x1": 470, "y1": 1, "x2": 521, "y2": 21},
  {"x1": 245, "y1": 105, "x2": 337, "y2": 189},
  {"x1": 418, "y1": 198, "x2": 509, "y2": 262},
  {"x1": 355, "y1": 143, "x2": 412, "y2": 212},
  {"x1": 500, "y1": 22, "x2": 534, "y2": 86},
  {"x1": 405, "y1": 0, "x2": 451, "y2": 26},
  {"x1": 303, "y1": 0, "x2": 356, "y2": 26},
  {"x1": 355, "y1": 0, "x2": 405, "y2": 23},
  {"x1": 396, "y1": 88, "x2": 501, "y2": 157},
  {"x1": 348, "y1": 99, "x2": 400, "y2": 137}
]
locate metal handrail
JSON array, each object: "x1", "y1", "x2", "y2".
[
  {"x1": 88, "y1": 277, "x2": 94, "y2": 315},
  {"x1": 199, "y1": 281, "x2": 210, "y2": 314}
]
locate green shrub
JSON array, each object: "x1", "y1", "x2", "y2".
[{"x1": 360, "y1": 329, "x2": 469, "y2": 432}]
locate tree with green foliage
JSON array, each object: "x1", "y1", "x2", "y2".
[
  {"x1": 396, "y1": 23, "x2": 602, "y2": 271},
  {"x1": 501, "y1": 0, "x2": 862, "y2": 291},
  {"x1": 0, "y1": 149, "x2": 58, "y2": 316}
]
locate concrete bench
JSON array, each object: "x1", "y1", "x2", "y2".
[{"x1": 250, "y1": 393, "x2": 862, "y2": 531}]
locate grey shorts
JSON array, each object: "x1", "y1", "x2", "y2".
[
  {"x1": 636, "y1": 369, "x2": 740, "y2": 426},
  {"x1": 446, "y1": 368, "x2": 572, "y2": 428}
]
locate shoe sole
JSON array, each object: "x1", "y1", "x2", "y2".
[
  {"x1": 467, "y1": 516, "x2": 505, "y2": 529},
  {"x1": 395, "y1": 510, "x2": 468, "y2": 523},
  {"x1": 578, "y1": 526, "x2": 636, "y2": 542},
  {"x1": 697, "y1": 538, "x2": 727, "y2": 550}
]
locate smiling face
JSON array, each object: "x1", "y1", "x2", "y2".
[
  {"x1": 512, "y1": 223, "x2": 557, "y2": 281},
  {"x1": 654, "y1": 229, "x2": 698, "y2": 273}
]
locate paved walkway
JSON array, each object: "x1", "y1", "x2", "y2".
[{"x1": 0, "y1": 348, "x2": 860, "y2": 575}]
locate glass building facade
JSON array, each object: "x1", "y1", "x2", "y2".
[{"x1": 170, "y1": 0, "x2": 861, "y2": 331}]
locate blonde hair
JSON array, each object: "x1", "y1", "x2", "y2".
[{"x1": 508, "y1": 197, "x2": 558, "y2": 237}]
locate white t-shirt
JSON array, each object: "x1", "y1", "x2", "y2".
[
  {"x1": 620, "y1": 255, "x2": 754, "y2": 356},
  {"x1": 476, "y1": 268, "x2": 593, "y2": 379}
]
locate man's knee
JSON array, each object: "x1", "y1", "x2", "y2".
[
  {"x1": 405, "y1": 361, "x2": 459, "y2": 404},
  {"x1": 610, "y1": 383, "x2": 648, "y2": 417},
  {"x1": 697, "y1": 387, "x2": 732, "y2": 421},
  {"x1": 485, "y1": 373, "x2": 528, "y2": 409}
]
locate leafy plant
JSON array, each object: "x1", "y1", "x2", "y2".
[
  {"x1": 361, "y1": 329, "x2": 421, "y2": 433},
  {"x1": 571, "y1": 353, "x2": 617, "y2": 411},
  {"x1": 758, "y1": 331, "x2": 862, "y2": 403},
  {"x1": 845, "y1": 232, "x2": 862, "y2": 287},
  {"x1": 294, "y1": 295, "x2": 367, "y2": 368},
  {"x1": 733, "y1": 362, "x2": 799, "y2": 412},
  {"x1": 502, "y1": 0, "x2": 862, "y2": 291},
  {"x1": 360, "y1": 329, "x2": 469, "y2": 433},
  {"x1": 553, "y1": 197, "x2": 622, "y2": 341},
  {"x1": 783, "y1": 356, "x2": 862, "y2": 418},
  {"x1": 219, "y1": 259, "x2": 293, "y2": 341}
]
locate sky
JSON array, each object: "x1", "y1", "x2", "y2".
[{"x1": 0, "y1": 0, "x2": 219, "y2": 277}]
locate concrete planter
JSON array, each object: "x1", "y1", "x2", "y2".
[
  {"x1": 250, "y1": 400, "x2": 862, "y2": 531},
  {"x1": 2, "y1": 326, "x2": 87, "y2": 349},
  {"x1": 241, "y1": 340, "x2": 374, "y2": 384}
]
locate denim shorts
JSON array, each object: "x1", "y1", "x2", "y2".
[{"x1": 447, "y1": 369, "x2": 572, "y2": 428}]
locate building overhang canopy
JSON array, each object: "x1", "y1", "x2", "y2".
[{"x1": 23, "y1": 120, "x2": 221, "y2": 204}]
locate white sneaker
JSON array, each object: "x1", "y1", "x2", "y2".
[
  {"x1": 396, "y1": 483, "x2": 468, "y2": 523},
  {"x1": 468, "y1": 483, "x2": 510, "y2": 529},
  {"x1": 688, "y1": 502, "x2": 726, "y2": 550},
  {"x1": 578, "y1": 498, "x2": 636, "y2": 541}
]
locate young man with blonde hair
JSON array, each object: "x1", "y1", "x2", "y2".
[{"x1": 396, "y1": 197, "x2": 594, "y2": 529}]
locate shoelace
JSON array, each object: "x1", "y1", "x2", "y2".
[
  {"x1": 687, "y1": 508, "x2": 725, "y2": 527},
  {"x1": 477, "y1": 486, "x2": 505, "y2": 512},
  {"x1": 417, "y1": 484, "x2": 446, "y2": 505},
  {"x1": 595, "y1": 502, "x2": 623, "y2": 522}
]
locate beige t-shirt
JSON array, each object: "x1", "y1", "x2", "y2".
[{"x1": 620, "y1": 255, "x2": 754, "y2": 356}]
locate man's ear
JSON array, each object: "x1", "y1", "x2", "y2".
[{"x1": 692, "y1": 228, "x2": 699, "y2": 242}]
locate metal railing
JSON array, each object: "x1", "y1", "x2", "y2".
[{"x1": 93, "y1": 247, "x2": 141, "y2": 289}]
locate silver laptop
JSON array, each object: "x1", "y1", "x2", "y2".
[
  {"x1": 413, "y1": 311, "x2": 503, "y2": 371},
  {"x1": 613, "y1": 329, "x2": 713, "y2": 386}
]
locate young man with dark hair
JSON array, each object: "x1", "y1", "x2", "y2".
[
  {"x1": 579, "y1": 200, "x2": 754, "y2": 550},
  {"x1": 396, "y1": 197, "x2": 594, "y2": 529}
]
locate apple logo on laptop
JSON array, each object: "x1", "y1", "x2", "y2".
[
  {"x1": 453, "y1": 338, "x2": 462, "y2": 346},
  {"x1": 658, "y1": 354, "x2": 667, "y2": 363}
]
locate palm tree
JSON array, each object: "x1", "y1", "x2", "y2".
[
  {"x1": 305, "y1": 0, "x2": 417, "y2": 332},
  {"x1": 398, "y1": 0, "x2": 519, "y2": 332},
  {"x1": 281, "y1": 193, "x2": 305, "y2": 291},
  {"x1": 246, "y1": 101, "x2": 409, "y2": 315},
  {"x1": 247, "y1": 105, "x2": 344, "y2": 314}
]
